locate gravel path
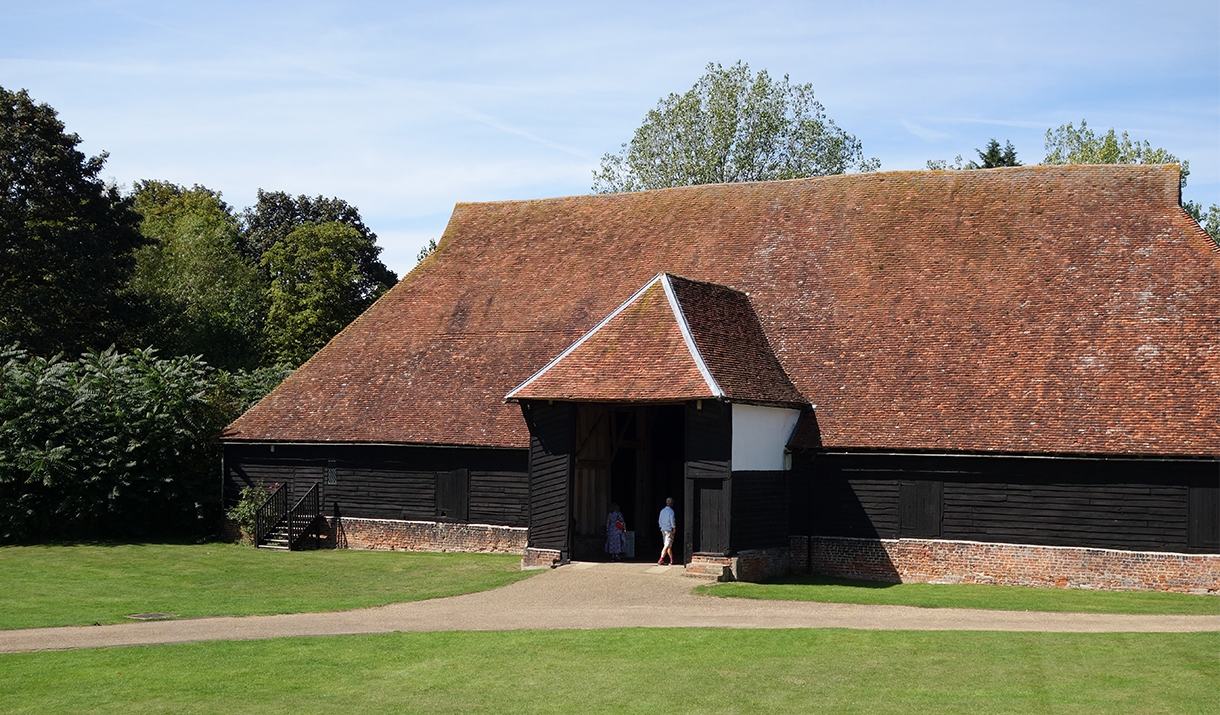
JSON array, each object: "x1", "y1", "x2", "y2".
[{"x1": 3, "y1": 561, "x2": 1217, "y2": 653}]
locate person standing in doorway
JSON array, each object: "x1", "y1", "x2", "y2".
[
  {"x1": 658, "y1": 497, "x2": 676, "y2": 565},
  {"x1": 605, "y1": 502, "x2": 626, "y2": 561}
]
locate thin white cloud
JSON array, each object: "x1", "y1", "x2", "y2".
[{"x1": 900, "y1": 120, "x2": 952, "y2": 142}]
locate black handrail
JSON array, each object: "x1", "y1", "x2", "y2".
[
  {"x1": 287, "y1": 482, "x2": 321, "y2": 550},
  {"x1": 254, "y1": 482, "x2": 289, "y2": 546}
]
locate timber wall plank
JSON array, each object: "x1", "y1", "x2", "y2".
[
  {"x1": 223, "y1": 443, "x2": 528, "y2": 526},
  {"x1": 793, "y1": 451, "x2": 1219, "y2": 553},
  {"x1": 731, "y1": 470, "x2": 789, "y2": 550}
]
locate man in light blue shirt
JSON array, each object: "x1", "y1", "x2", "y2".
[{"x1": 658, "y1": 497, "x2": 676, "y2": 565}]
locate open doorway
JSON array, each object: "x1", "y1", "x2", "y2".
[{"x1": 571, "y1": 404, "x2": 685, "y2": 562}]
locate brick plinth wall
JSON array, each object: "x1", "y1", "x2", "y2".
[
  {"x1": 686, "y1": 548, "x2": 791, "y2": 582},
  {"x1": 521, "y1": 548, "x2": 562, "y2": 570},
  {"x1": 686, "y1": 554, "x2": 732, "y2": 580},
  {"x1": 790, "y1": 536, "x2": 811, "y2": 574},
  {"x1": 734, "y1": 547, "x2": 791, "y2": 582},
  {"x1": 808, "y1": 536, "x2": 1220, "y2": 594},
  {"x1": 324, "y1": 516, "x2": 527, "y2": 554}
]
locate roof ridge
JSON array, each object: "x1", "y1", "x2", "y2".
[
  {"x1": 660, "y1": 274, "x2": 724, "y2": 398},
  {"x1": 450, "y1": 164, "x2": 1183, "y2": 208},
  {"x1": 663, "y1": 272, "x2": 748, "y2": 296}
]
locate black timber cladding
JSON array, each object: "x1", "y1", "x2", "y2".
[
  {"x1": 223, "y1": 443, "x2": 528, "y2": 527},
  {"x1": 522, "y1": 402, "x2": 574, "y2": 552},
  {"x1": 791, "y1": 450, "x2": 1220, "y2": 554},
  {"x1": 684, "y1": 400, "x2": 731, "y2": 557},
  {"x1": 1188, "y1": 478, "x2": 1219, "y2": 551},
  {"x1": 684, "y1": 400, "x2": 730, "y2": 480},
  {"x1": 731, "y1": 470, "x2": 790, "y2": 551}
]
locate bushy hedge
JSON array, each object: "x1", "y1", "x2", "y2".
[{"x1": 0, "y1": 346, "x2": 289, "y2": 542}]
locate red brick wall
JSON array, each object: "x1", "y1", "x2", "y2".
[
  {"x1": 522, "y1": 548, "x2": 562, "y2": 569},
  {"x1": 686, "y1": 554, "x2": 733, "y2": 580},
  {"x1": 790, "y1": 535, "x2": 810, "y2": 574},
  {"x1": 325, "y1": 516, "x2": 527, "y2": 554},
  {"x1": 686, "y1": 548, "x2": 790, "y2": 582},
  {"x1": 805, "y1": 536, "x2": 1220, "y2": 594}
]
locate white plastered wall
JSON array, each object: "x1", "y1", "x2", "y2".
[{"x1": 730, "y1": 404, "x2": 802, "y2": 471}]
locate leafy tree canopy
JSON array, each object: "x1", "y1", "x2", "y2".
[
  {"x1": 1184, "y1": 202, "x2": 1220, "y2": 245},
  {"x1": 1043, "y1": 120, "x2": 1189, "y2": 185},
  {"x1": 129, "y1": 181, "x2": 267, "y2": 370},
  {"x1": 240, "y1": 190, "x2": 397, "y2": 291},
  {"x1": 0, "y1": 86, "x2": 145, "y2": 356},
  {"x1": 593, "y1": 61, "x2": 879, "y2": 193},
  {"x1": 416, "y1": 238, "x2": 437, "y2": 263},
  {"x1": 926, "y1": 138, "x2": 1020, "y2": 171},
  {"x1": 975, "y1": 139, "x2": 1020, "y2": 168},
  {"x1": 263, "y1": 221, "x2": 390, "y2": 366}
]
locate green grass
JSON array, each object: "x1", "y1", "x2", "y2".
[
  {"x1": 696, "y1": 574, "x2": 1220, "y2": 615},
  {"x1": 1, "y1": 629, "x2": 1216, "y2": 714},
  {"x1": 0, "y1": 543, "x2": 533, "y2": 630}
]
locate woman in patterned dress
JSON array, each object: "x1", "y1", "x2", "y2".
[{"x1": 605, "y1": 502, "x2": 627, "y2": 560}]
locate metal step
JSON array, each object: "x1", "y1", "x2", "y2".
[{"x1": 258, "y1": 544, "x2": 289, "y2": 551}]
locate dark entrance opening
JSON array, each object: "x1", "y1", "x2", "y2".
[{"x1": 571, "y1": 404, "x2": 684, "y2": 562}]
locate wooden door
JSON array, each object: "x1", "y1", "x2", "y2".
[
  {"x1": 436, "y1": 468, "x2": 469, "y2": 521},
  {"x1": 695, "y1": 479, "x2": 730, "y2": 554},
  {"x1": 899, "y1": 480, "x2": 943, "y2": 537}
]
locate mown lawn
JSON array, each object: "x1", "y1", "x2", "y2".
[
  {"x1": 0, "y1": 543, "x2": 533, "y2": 630},
  {"x1": 1, "y1": 629, "x2": 1216, "y2": 714},
  {"x1": 696, "y1": 574, "x2": 1220, "y2": 615}
]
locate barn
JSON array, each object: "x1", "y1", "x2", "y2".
[{"x1": 222, "y1": 165, "x2": 1220, "y2": 591}]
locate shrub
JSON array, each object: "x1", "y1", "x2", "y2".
[
  {"x1": 0, "y1": 345, "x2": 290, "y2": 542},
  {"x1": 225, "y1": 483, "x2": 276, "y2": 544}
]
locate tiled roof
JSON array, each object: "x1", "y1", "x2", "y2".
[
  {"x1": 506, "y1": 273, "x2": 807, "y2": 406},
  {"x1": 223, "y1": 165, "x2": 1220, "y2": 456}
]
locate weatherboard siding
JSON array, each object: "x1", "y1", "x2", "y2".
[
  {"x1": 223, "y1": 443, "x2": 529, "y2": 527},
  {"x1": 794, "y1": 451, "x2": 1219, "y2": 554}
]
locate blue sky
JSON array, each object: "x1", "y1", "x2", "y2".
[{"x1": 3, "y1": 1, "x2": 1217, "y2": 275}]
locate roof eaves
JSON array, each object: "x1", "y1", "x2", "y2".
[
  {"x1": 661, "y1": 273, "x2": 725, "y2": 399},
  {"x1": 726, "y1": 397, "x2": 814, "y2": 410}
]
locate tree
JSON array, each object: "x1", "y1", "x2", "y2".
[
  {"x1": 263, "y1": 221, "x2": 390, "y2": 366},
  {"x1": 0, "y1": 86, "x2": 146, "y2": 356},
  {"x1": 1184, "y1": 202, "x2": 1220, "y2": 245},
  {"x1": 926, "y1": 138, "x2": 1020, "y2": 171},
  {"x1": 1043, "y1": 120, "x2": 1188, "y2": 183},
  {"x1": 1043, "y1": 120, "x2": 1216, "y2": 246},
  {"x1": 974, "y1": 139, "x2": 1020, "y2": 168},
  {"x1": 592, "y1": 61, "x2": 879, "y2": 193},
  {"x1": 416, "y1": 238, "x2": 437, "y2": 263},
  {"x1": 129, "y1": 181, "x2": 268, "y2": 370},
  {"x1": 240, "y1": 190, "x2": 397, "y2": 289}
]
